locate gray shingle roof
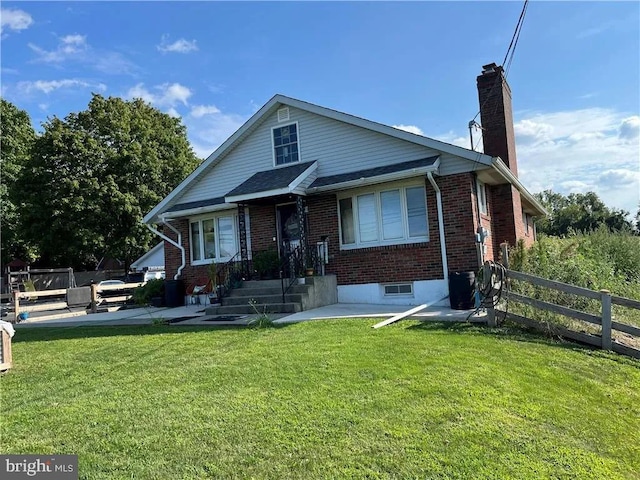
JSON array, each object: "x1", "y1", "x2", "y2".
[
  {"x1": 226, "y1": 161, "x2": 317, "y2": 198},
  {"x1": 164, "y1": 196, "x2": 226, "y2": 213},
  {"x1": 309, "y1": 156, "x2": 439, "y2": 189}
]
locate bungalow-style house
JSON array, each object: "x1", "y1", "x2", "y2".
[{"x1": 143, "y1": 63, "x2": 545, "y2": 308}]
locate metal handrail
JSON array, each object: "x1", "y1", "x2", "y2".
[
  {"x1": 215, "y1": 252, "x2": 244, "y2": 302},
  {"x1": 279, "y1": 245, "x2": 305, "y2": 303}
]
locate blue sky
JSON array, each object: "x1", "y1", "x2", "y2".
[{"x1": 2, "y1": 1, "x2": 639, "y2": 216}]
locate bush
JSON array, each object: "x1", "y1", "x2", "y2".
[
  {"x1": 133, "y1": 279, "x2": 165, "y2": 306},
  {"x1": 507, "y1": 230, "x2": 640, "y2": 329},
  {"x1": 252, "y1": 249, "x2": 279, "y2": 279}
]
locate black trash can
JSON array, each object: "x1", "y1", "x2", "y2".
[
  {"x1": 164, "y1": 279, "x2": 185, "y2": 308},
  {"x1": 449, "y1": 271, "x2": 476, "y2": 310}
]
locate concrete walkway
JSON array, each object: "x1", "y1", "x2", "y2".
[{"x1": 13, "y1": 302, "x2": 484, "y2": 328}]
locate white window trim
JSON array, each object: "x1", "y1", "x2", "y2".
[
  {"x1": 477, "y1": 179, "x2": 488, "y2": 215},
  {"x1": 271, "y1": 121, "x2": 301, "y2": 168},
  {"x1": 383, "y1": 283, "x2": 414, "y2": 297},
  {"x1": 189, "y1": 209, "x2": 251, "y2": 265},
  {"x1": 337, "y1": 180, "x2": 429, "y2": 250}
]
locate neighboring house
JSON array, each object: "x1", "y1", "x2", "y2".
[
  {"x1": 144, "y1": 63, "x2": 545, "y2": 306},
  {"x1": 130, "y1": 242, "x2": 166, "y2": 281}
]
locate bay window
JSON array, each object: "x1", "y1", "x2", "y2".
[
  {"x1": 338, "y1": 183, "x2": 428, "y2": 249},
  {"x1": 190, "y1": 212, "x2": 248, "y2": 264}
]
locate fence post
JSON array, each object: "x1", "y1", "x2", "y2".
[
  {"x1": 90, "y1": 283, "x2": 98, "y2": 314},
  {"x1": 500, "y1": 243, "x2": 510, "y2": 269},
  {"x1": 12, "y1": 290, "x2": 20, "y2": 324},
  {"x1": 600, "y1": 289, "x2": 612, "y2": 350}
]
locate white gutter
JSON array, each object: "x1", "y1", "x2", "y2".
[
  {"x1": 310, "y1": 164, "x2": 439, "y2": 194},
  {"x1": 145, "y1": 221, "x2": 185, "y2": 280},
  {"x1": 426, "y1": 172, "x2": 449, "y2": 283}
]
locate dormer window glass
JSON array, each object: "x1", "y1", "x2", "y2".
[{"x1": 273, "y1": 123, "x2": 299, "y2": 166}]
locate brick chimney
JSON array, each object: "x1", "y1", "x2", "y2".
[
  {"x1": 476, "y1": 63, "x2": 526, "y2": 252},
  {"x1": 476, "y1": 63, "x2": 518, "y2": 176}
]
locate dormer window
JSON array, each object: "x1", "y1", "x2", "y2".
[{"x1": 273, "y1": 123, "x2": 299, "y2": 166}]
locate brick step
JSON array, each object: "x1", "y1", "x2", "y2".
[
  {"x1": 205, "y1": 302, "x2": 301, "y2": 315},
  {"x1": 222, "y1": 293, "x2": 303, "y2": 306}
]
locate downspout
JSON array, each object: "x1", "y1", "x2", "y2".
[
  {"x1": 472, "y1": 173, "x2": 485, "y2": 267},
  {"x1": 426, "y1": 172, "x2": 449, "y2": 283},
  {"x1": 145, "y1": 219, "x2": 185, "y2": 280}
]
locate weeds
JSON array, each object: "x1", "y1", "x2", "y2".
[{"x1": 248, "y1": 299, "x2": 274, "y2": 328}]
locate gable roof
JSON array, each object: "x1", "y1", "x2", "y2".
[
  {"x1": 225, "y1": 161, "x2": 318, "y2": 203},
  {"x1": 144, "y1": 94, "x2": 494, "y2": 224}
]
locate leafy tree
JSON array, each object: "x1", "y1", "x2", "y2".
[
  {"x1": 535, "y1": 190, "x2": 632, "y2": 237},
  {"x1": 20, "y1": 94, "x2": 199, "y2": 270},
  {"x1": 0, "y1": 98, "x2": 38, "y2": 266}
]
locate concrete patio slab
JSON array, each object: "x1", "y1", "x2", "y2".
[{"x1": 12, "y1": 302, "x2": 484, "y2": 328}]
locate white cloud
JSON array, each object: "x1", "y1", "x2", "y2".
[
  {"x1": 190, "y1": 104, "x2": 221, "y2": 118},
  {"x1": 18, "y1": 79, "x2": 107, "y2": 94},
  {"x1": 1, "y1": 8, "x2": 33, "y2": 34},
  {"x1": 157, "y1": 36, "x2": 198, "y2": 54},
  {"x1": 600, "y1": 169, "x2": 640, "y2": 188},
  {"x1": 435, "y1": 130, "x2": 480, "y2": 150},
  {"x1": 166, "y1": 108, "x2": 181, "y2": 118},
  {"x1": 28, "y1": 34, "x2": 137, "y2": 75},
  {"x1": 619, "y1": 116, "x2": 640, "y2": 141},
  {"x1": 185, "y1": 112, "x2": 248, "y2": 159},
  {"x1": 393, "y1": 124, "x2": 424, "y2": 136},
  {"x1": 29, "y1": 34, "x2": 88, "y2": 63},
  {"x1": 511, "y1": 108, "x2": 640, "y2": 216},
  {"x1": 126, "y1": 83, "x2": 192, "y2": 111}
]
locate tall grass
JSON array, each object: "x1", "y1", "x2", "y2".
[{"x1": 507, "y1": 227, "x2": 640, "y2": 332}]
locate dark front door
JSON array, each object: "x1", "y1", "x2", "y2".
[{"x1": 277, "y1": 203, "x2": 300, "y2": 256}]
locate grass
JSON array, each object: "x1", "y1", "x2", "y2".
[{"x1": 2, "y1": 320, "x2": 639, "y2": 479}]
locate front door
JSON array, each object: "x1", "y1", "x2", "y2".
[{"x1": 276, "y1": 203, "x2": 300, "y2": 257}]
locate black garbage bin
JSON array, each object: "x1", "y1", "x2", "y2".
[
  {"x1": 164, "y1": 279, "x2": 185, "y2": 308},
  {"x1": 449, "y1": 271, "x2": 476, "y2": 310}
]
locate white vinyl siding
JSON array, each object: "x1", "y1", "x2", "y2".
[
  {"x1": 338, "y1": 182, "x2": 428, "y2": 249},
  {"x1": 173, "y1": 106, "x2": 441, "y2": 205}
]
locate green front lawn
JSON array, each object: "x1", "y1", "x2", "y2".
[{"x1": 2, "y1": 320, "x2": 639, "y2": 479}]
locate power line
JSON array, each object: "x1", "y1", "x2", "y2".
[{"x1": 471, "y1": 0, "x2": 530, "y2": 124}]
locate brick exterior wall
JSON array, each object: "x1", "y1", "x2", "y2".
[
  {"x1": 477, "y1": 64, "x2": 534, "y2": 251},
  {"x1": 477, "y1": 66, "x2": 518, "y2": 176},
  {"x1": 248, "y1": 204, "x2": 278, "y2": 253},
  {"x1": 163, "y1": 219, "x2": 213, "y2": 287},
  {"x1": 164, "y1": 175, "x2": 489, "y2": 287}
]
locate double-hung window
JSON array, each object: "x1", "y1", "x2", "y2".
[
  {"x1": 477, "y1": 179, "x2": 488, "y2": 215},
  {"x1": 273, "y1": 123, "x2": 299, "y2": 166},
  {"x1": 338, "y1": 184, "x2": 428, "y2": 249},
  {"x1": 190, "y1": 212, "x2": 245, "y2": 264}
]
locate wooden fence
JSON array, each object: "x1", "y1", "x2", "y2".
[
  {"x1": 496, "y1": 244, "x2": 640, "y2": 359},
  {"x1": 9, "y1": 282, "x2": 144, "y2": 323}
]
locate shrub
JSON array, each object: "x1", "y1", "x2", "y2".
[
  {"x1": 133, "y1": 279, "x2": 165, "y2": 306},
  {"x1": 252, "y1": 249, "x2": 279, "y2": 279},
  {"x1": 506, "y1": 230, "x2": 640, "y2": 329}
]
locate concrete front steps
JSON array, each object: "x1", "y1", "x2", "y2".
[{"x1": 205, "y1": 276, "x2": 337, "y2": 315}]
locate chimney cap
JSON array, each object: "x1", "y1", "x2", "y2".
[{"x1": 482, "y1": 63, "x2": 499, "y2": 74}]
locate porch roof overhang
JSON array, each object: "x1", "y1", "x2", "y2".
[
  {"x1": 158, "y1": 196, "x2": 236, "y2": 220},
  {"x1": 307, "y1": 156, "x2": 440, "y2": 193},
  {"x1": 224, "y1": 161, "x2": 318, "y2": 203}
]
